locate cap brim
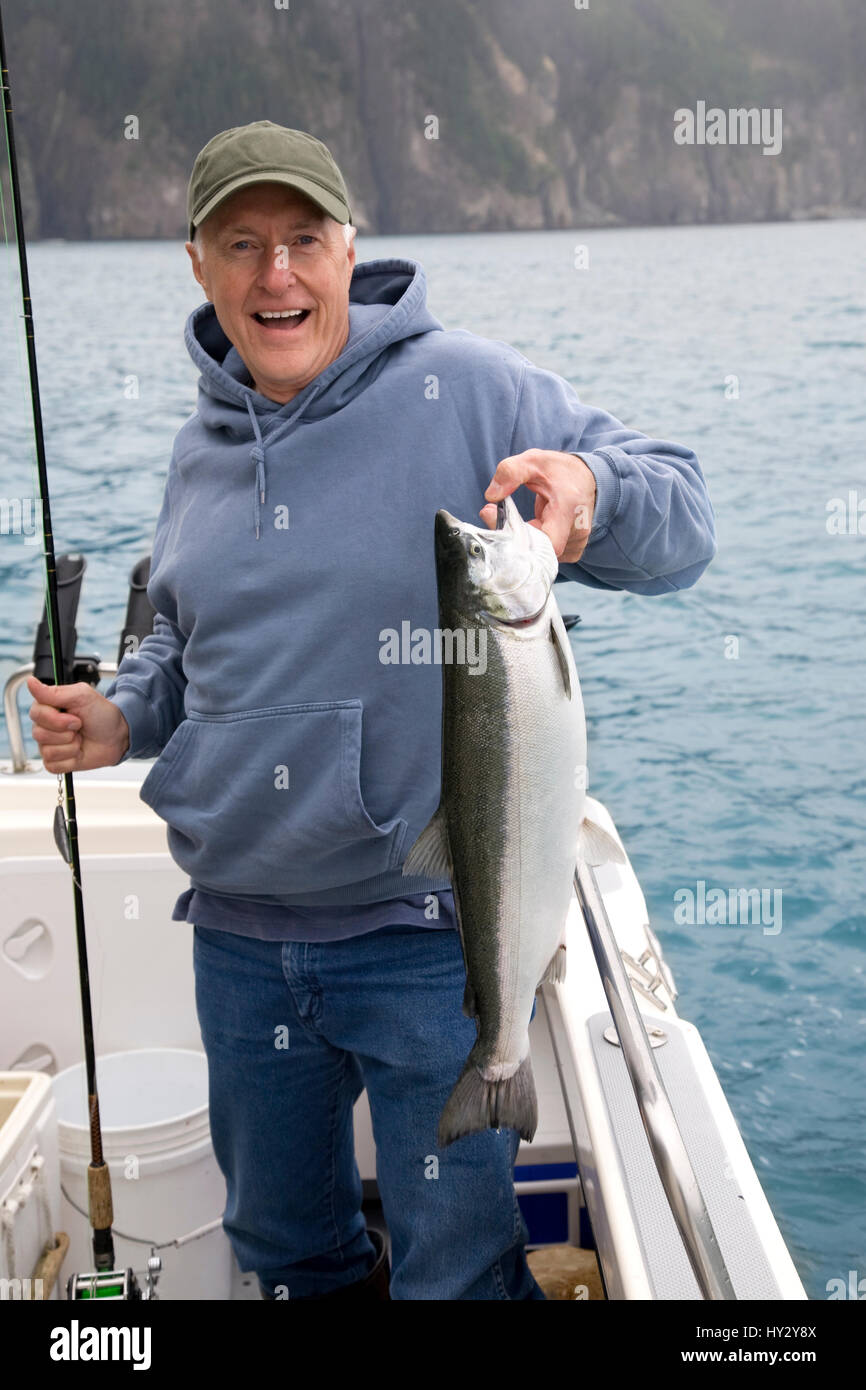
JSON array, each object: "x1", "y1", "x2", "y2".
[{"x1": 190, "y1": 171, "x2": 351, "y2": 238}]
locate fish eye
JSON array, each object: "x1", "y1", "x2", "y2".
[{"x1": 469, "y1": 540, "x2": 483, "y2": 556}]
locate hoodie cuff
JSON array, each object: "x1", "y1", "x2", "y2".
[
  {"x1": 103, "y1": 686, "x2": 160, "y2": 763},
  {"x1": 569, "y1": 450, "x2": 620, "y2": 540}
]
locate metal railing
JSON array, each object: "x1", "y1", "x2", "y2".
[
  {"x1": 3, "y1": 662, "x2": 117, "y2": 773},
  {"x1": 573, "y1": 859, "x2": 737, "y2": 1299}
]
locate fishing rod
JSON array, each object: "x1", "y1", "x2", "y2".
[{"x1": 0, "y1": 4, "x2": 156, "y2": 1300}]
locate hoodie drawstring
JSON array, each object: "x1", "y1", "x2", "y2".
[
  {"x1": 244, "y1": 385, "x2": 327, "y2": 540},
  {"x1": 245, "y1": 394, "x2": 267, "y2": 540}
]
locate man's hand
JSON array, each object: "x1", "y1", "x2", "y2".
[
  {"x1": 479, "y1": 449, "x2": 597, "y2": 563},
  {"x1": 26, "y1": 675, "x2": 130, "y2": 773}
]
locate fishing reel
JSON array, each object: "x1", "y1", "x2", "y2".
[
  {"x1": 66, "y1": 1163, "x2": 161, "y2": 1301},
  {"x1": 66, "y1": 1250, "x2": 162, "y2": 1301}
]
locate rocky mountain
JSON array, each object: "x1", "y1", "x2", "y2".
[{"x1": 3, "y1": 0, "x2": 864, "y2": 239}]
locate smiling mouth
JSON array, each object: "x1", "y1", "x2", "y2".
[{"x1": 252, "y1": 309, "x2": 311, "y2": 331}]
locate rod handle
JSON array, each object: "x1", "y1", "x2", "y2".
[{"x1": 88, "y1": 1160, "x2": 114, "y2": 1230}]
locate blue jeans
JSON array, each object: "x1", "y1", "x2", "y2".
[{"x1": 192, "y1": 922, "x2": 546, "y2": 1300}]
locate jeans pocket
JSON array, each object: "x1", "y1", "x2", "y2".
[{"x1": 140, "y1": 701, "x2": 409, "y2": 895}]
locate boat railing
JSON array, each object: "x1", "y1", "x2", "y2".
[
  {"x1": 573, "y1": 860, "x2": 737, "y2": 1300},
  {"x1": 2, "y1": 661, "x2": 118, "y2": 773}
]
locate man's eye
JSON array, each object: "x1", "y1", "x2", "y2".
[
  {"x1": 297, "y1": 235, "x2": 316, "y2": 246},
  {"x1": 231, "y1": 240, "x2": 252, "y2": 251}
]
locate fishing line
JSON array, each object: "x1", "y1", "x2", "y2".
[
  {"x1": 60, "y1": 1184, "x2": 221, "y2": 1252},
  {"x1": 0, "y1": 3, "x2": 116, "y2": 1276}
]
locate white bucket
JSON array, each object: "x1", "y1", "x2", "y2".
[{"x1": 51, "y1": 1048, "x2": 231, "y2": 1300}]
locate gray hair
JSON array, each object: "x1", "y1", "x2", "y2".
[{"x1": 192, "y1": 218, "x2": 354, "y2": 256}]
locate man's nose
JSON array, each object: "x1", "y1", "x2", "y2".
[{"x1": 257, "y1": 243, "x2": 297, "y2": 292}]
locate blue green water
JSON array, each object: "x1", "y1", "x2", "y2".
[{"x1": 1, "y1": 221, "x2": 864, "y2": 1299}]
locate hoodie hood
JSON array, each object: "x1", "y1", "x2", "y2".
[{"x1": 184, "y1": 258, "x2": 443, "y2": 537}]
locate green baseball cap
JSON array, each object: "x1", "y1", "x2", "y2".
[{"x1": 187, "y1": 120, "x2": 352, "y2": 240}]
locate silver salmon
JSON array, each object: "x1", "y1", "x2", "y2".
[{"x1": 404, "y1": 494, "x2": 617, "y2": 1147}]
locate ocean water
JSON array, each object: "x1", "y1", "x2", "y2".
[{"x1": 1, "y1": 221, "x2": 864, "y2": 1299}]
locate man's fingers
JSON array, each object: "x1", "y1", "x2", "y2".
[
  {"x1": 29, "y1": 702, "x2": 81, "y2": 733},
  {"x1": 33, "y1": 727, "x2": 81, "y2": 748},
  {"x1": 41, "y1": 751, "x2": 81, "y2": 774},
  {"x1": 483, "y1": 449, "x2": 597, "y2": 560},
  {"x1": 25, "y1": 675, "x2": 90, "y2": 710},
  {"x1": 26, "y1": 675, "x2": 61, "y2": 701},
  {"x1": 26, "y1": 676, "x2": 87, "y2": 732},
  {"x1": 484, "y1": 451, "x2": 545, "y2": 501},
  {"x1": 531, "y1": 508, "x2": 573, "y2": 558},
  {"x1": 482, "y1": 487, "x2": 576, "y2": 557},
  {"x1": 36, "y1": 725, "x2": 83, "y2": 771}
]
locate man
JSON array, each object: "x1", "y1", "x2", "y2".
[{"x1": 28, "y1": 121, "x2": 716, "y2": 1301}]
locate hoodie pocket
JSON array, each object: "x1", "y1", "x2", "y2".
[{"x1": 139, "y1": 701, "x2": 409, "y2": 896}]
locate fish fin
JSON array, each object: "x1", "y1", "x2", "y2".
[
  {"x1": 438, "y1": 1054, "x2": 538, "y2": 1148},
  {"x1": 462, "y1": 979, "x2": 477, "y2": 1019},
  {"x1": 402, "y1": 805, "x2": 452, "y2": 878},
  {"x1": 549, "y1": 616, "x2": 573, "y2": 700},
  {"x1": 578, "y1": 814, "x2": 626, "y2": 867},
  {"x1": 540, "y1": 942, "x2": 567, "y2": 985},
  {"x1": 449, "y1": 871, "x2": 473, "y2": 982}
]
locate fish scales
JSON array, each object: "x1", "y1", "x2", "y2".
[
  {"x1": 403, "y1": 494, "x2": 611, "y2": 1147},
  {"x1": 443, "y1": 618, "x2": 582, "y2": 1075}
]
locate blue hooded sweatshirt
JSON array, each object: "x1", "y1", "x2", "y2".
[{"x1": 102, "y1": 256, "x2": 715, "y2": 908}]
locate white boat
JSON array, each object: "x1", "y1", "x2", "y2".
[{"x1": 0, "y1": 595, "x2": 808, "y2": 1301}]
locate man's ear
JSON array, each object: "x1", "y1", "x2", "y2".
[{"x1": 185, "y1": 240, "x2": 211, "y2": 300}]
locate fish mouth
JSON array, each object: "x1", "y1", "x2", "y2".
[
  {"x1": 479, "y1": 595, "x2": 550, "y2": 627},
  {"x1": 434, "y1": 508, "x2": 467, "y2": 549},
  {"x1": 435, "y1": 507, "x2": 506, "y2": 544},
  {"x1": 434, "y1": 508, "x2": 502, "y2": 564},
  {"x1": 434, "y1": 505, "x2": 553, "y2": 622}
]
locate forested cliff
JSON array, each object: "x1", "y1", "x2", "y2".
[{"x1": 4, "y1": 0, "x2": 864, "y2": 239}]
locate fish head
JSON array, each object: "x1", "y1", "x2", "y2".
[{"x1": 434, "y1": 494, "x2": 557, "y2": 624}]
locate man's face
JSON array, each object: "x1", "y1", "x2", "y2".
[{"x1": 185, "y1": 182, "x2": 356, "y2": 404}]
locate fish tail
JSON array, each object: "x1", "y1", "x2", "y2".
[{"x1": 437, "y1": 1053, "x2": 537, "y2": 1148}]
